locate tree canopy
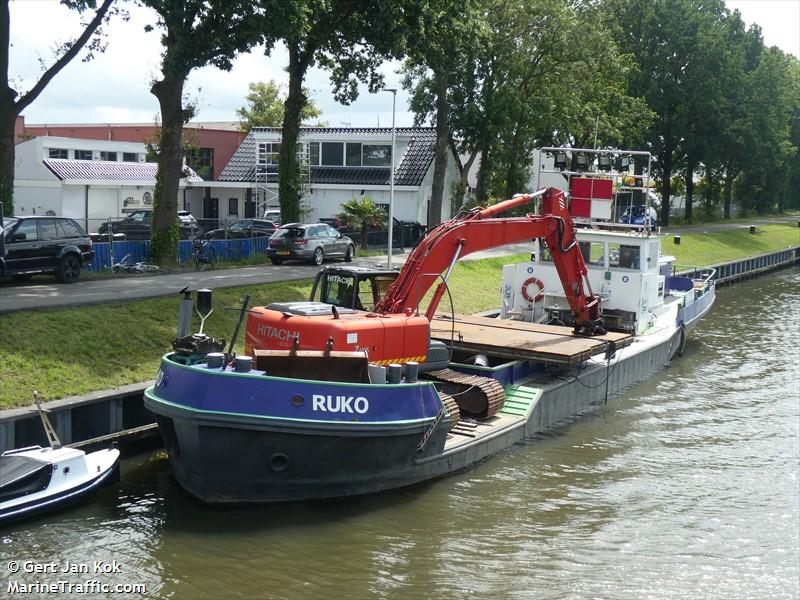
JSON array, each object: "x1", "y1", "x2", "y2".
[
  {"x1": 1, "y1": 0, "x2": 119, "y2": 216},
  {"x1": 236, "y1": 80, "x2": 323, "y2": 131}
]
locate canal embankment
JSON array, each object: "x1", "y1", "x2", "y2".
[{"x1": 0, "y1": 241, "x2": 800, "y2": 451}]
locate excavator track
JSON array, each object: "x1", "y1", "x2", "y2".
[
  {"x1": 439, "y1": 392, "x2": 460, "y2": 432},
  {"x1": 424, "y1": 369, "x2": 505, "y2": 420}
]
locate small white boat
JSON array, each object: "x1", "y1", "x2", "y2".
[
  {"x1": 0, "y1": 393, "x2": 120, "y2": 525},
  {"x1": 0, "y1": 445, "x2": 120, "y2": 524}
]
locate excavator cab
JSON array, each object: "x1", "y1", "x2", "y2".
[{"x1": 310, "y1": 266, "x2": 400, "y2": 312}]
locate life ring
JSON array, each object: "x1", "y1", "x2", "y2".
[{"x1": 521, "y1": 277, "x2": 545, "y2": 303}]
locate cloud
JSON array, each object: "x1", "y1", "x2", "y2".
[{"x1": 10, "y1": 1, "x2": 415, "y2": 126}]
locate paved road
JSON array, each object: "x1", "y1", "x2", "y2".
[{"x1": 1, "y1": 216, "x2": 796, "y2": 314}]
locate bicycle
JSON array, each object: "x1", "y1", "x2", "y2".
[
  {"x1": 192, "y1": 236, "x2": 219, "y2": 271},
  {"x1": 109, "y1": 254, "x2": 160, "y2": 274}
]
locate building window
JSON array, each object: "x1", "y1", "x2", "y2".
[
  {"x1": 346, "y1": 143, "x2": 362, "y2": 166},
  {"x1": 363, "y1": 144, "x2": 391, "y2": 167},
  {"x1": 187, "y1": 147, "x2": 214, "y2": 180},
  {"x1": 308, "y1": 142, "x2": 320, "y2": 165},
  {"x1": 257, "y1": 143, "x2": 281, "y2": 168},
  {"x1": 75, "y1": 150, "x2": 93, "y2": 160},
  {"x1": 48, "y1": 148, "x2": 68, "y2": 159},
  {"x1": 228, "y1": 198, "x2": 238, "y2": 216},
  {"x1": 321, "y1": 142, "x2": 343, "y2": 166},
  {"x1": 122, "y1": 152, "x2": 138, "y2": 162},
  {"x1": 100, "y1": 151, "x2": 117, "y2": 161},
  {"x1": 244, "y1": 199, "x2": 255, "y2": 219}
]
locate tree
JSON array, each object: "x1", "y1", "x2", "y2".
[
  {"x1": 611, "y1": 0, "x2": 721, "y2": 227},
  {"x1": 0, "y1": 0, "x2": 117, "y2": 216},
  {"x1": 401, "y1": 0, "x2": 478, "y2": 226},
  {"x1": 141, "y1": 0, "x2": 269, "y2": 264},
  {"x1": 337, "y1": 196, "x2": 386, "y2": 249},
  {"x1": 236, "y1": 80, "x2": 322, "y2": 131},
  {"x1": 268, "y1": 1, "x2": 420, "y2": 225}
]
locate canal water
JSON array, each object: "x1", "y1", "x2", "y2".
[{"x1": 2, "y1": 268, "x2": 798, "y2": 599}]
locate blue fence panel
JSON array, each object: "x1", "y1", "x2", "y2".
[
  {"x1": 90, "y1": 236, "x2": 270, "y2": 271},
  {"x1": 89, "y1": 241, "x2": 151, "y2": 271}
]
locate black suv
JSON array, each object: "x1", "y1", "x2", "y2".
[
  {"x1": 96, "y1": 209, "x2": 199, "y2": 240},
  {"x1": 1, "y1": 216, "x2": 94, "y2": 283}
]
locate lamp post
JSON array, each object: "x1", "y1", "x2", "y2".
[{"x1": 383, "y1": 88, "x2": 397, "y2": 268}]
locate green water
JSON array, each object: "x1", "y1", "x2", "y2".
[{"x1": 2, "y1": 269, "x2": 798, "y2": 599}]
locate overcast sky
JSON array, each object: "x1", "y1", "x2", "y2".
[{"x1": 8, "y1": 0, "x2": 800, "y2": 127}]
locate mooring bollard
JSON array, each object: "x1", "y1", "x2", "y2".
[{"x1": 674, "y1": 235, "x2": 681, "y2": 245}]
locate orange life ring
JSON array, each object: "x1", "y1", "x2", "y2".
[{"x1": 521, "y1": 277, "x2": 545, "y2": 303}]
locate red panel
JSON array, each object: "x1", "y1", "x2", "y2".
[
  {"x1": 571, "y1": 197, "x2": 591, "y2": 217},
  {"x1": 570, "y1": 177, "x2": 613, "y2": 201}
]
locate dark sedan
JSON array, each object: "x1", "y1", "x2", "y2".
[
  {"x1": 267, "y1": 223, "x2": 355, "y2": 265},
  {"x1": 205, "y1": 219, "x2": 278, "y2": 239}
]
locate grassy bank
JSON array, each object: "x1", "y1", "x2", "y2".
[{"x1": 0, "y1": 224, "x2": 797, "y2": 407}]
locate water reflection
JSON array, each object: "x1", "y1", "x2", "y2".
[{"x1": 1, "y1": 269, "x2": 797, "y2": 599}]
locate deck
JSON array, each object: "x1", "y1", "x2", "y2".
[{"x1": 430, "y1": 314, "x2": 634, "y2": 366}]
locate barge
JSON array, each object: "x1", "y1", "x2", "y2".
[{"x1": 145, "y1": 171, "x2": 715, "y2": 504}]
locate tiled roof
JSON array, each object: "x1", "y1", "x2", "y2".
[
  {"x1": 43, "y1": 159, "x2": 203, "y2": 182},
  {"x1": 219, "y1": 127, "x2": 438, "y2": 187}
]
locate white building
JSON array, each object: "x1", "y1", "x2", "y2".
[
  {"x1": 13, "y1": 136, "x2": 202, "y2": 232},
  {"x1": 205, "y1": 127, "x2": 461, "y2": 226}
]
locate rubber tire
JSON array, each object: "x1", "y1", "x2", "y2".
[
  {"x1": 55, "y1": 254, "x2": 81, "y2": 283},
  {"x1": 207, "y1": 245, "x2": 219, "y2": 269},
  {"x1": 312, "y1": 247, "x2": 324, "y2": 266},
  {"x1": 270, "y1": 257, "x2": 284, "y2": 265},
  {"x1": 344, "y1": 245, "x2": 354, "y2": 262}
]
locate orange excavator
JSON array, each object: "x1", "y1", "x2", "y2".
[{"x1": 244, "y1": 187, "x2": 603, "y2": 418}]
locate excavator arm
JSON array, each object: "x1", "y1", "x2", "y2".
[{"x1": 374, "y1": 187, "x2": 605, "y2": 336}]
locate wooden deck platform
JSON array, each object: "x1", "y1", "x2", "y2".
[{"x1": 430, "y1": 314, "x2": 634, "y2": 366}]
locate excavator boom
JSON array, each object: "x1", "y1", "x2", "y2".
[{"x1": 374, "y1": 187, "x2": 604, "y2": 335}]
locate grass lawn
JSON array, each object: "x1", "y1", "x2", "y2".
[
  {"x1": 665, "y1": 223, "x2": 799, "y2": 267},
  {"x1": 0, "y1": 224, "x2": 797, "y2": 407}
]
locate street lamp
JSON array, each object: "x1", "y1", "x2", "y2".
[{"x1": 383, "y1": 88, "x2": 397, "y2": 268}]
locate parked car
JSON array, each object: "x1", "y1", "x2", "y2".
[
  {"x1": 96, "y1": 209, "x2": 199, "y2": 240},
  {"x1": 618, "y1": 205, "x2": 658, "y2": 231},
  {"x1": 267, "y1": 223, "x2": 355, "y2": 266},
  {"x1": 1, "y1": 216, "x2": 94, "y2": 283},
  {"x1": 205, "y1": 219, "x2": 278, "y2": 239},
  {"x1": 262, "y1": 209, "x2": 282, "y2": 225}
]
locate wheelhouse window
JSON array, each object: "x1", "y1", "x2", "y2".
[
  {"x1": 75, "y1": 150, "x2": 93, "y2": 160},
  {"x1": 48, "y1": 148, "x2": 68, "y2": 159},
  {"x1": 579, "y1": 241, "x2": 605, "y2": 267},
  {"x1": 609, "y1": 243, "x2": 640, "y2": 269}
]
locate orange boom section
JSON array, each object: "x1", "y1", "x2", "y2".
[{"x1": 244, "y1": 308, "x2": 430, "y2": 365}]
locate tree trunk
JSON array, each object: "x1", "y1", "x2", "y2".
[
  {"x1": 427, "y1": 69, "x2": 449, "y2": 227},
  {"x1": 475, "y1": 134, "x2": 492, "y2": 203},
  {"x1": 723, "y1": 166, "x2": 735, "y2": 219},
  {"x1": 150, "y1": 74, "x2": 185, "y2": 265},
  {"x1": 0, "y1": 110, "x2": 15, "y2": 217},
  {"x1": 659, "y1": 146, "x2": 673, "y2": 227},
  {"x1": 684, "y1": 156, "x2": 695, "y2": 223},
  {"x1": 454, "y1": 150, "x2": 479, "y2": 209},
  {"x1": 279, "y1": 43, "x2": 311, "y2": 225}
]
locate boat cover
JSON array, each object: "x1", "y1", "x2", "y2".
[{"x1": 0, "y1": 455, "x2": 53, "y2": 502}]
